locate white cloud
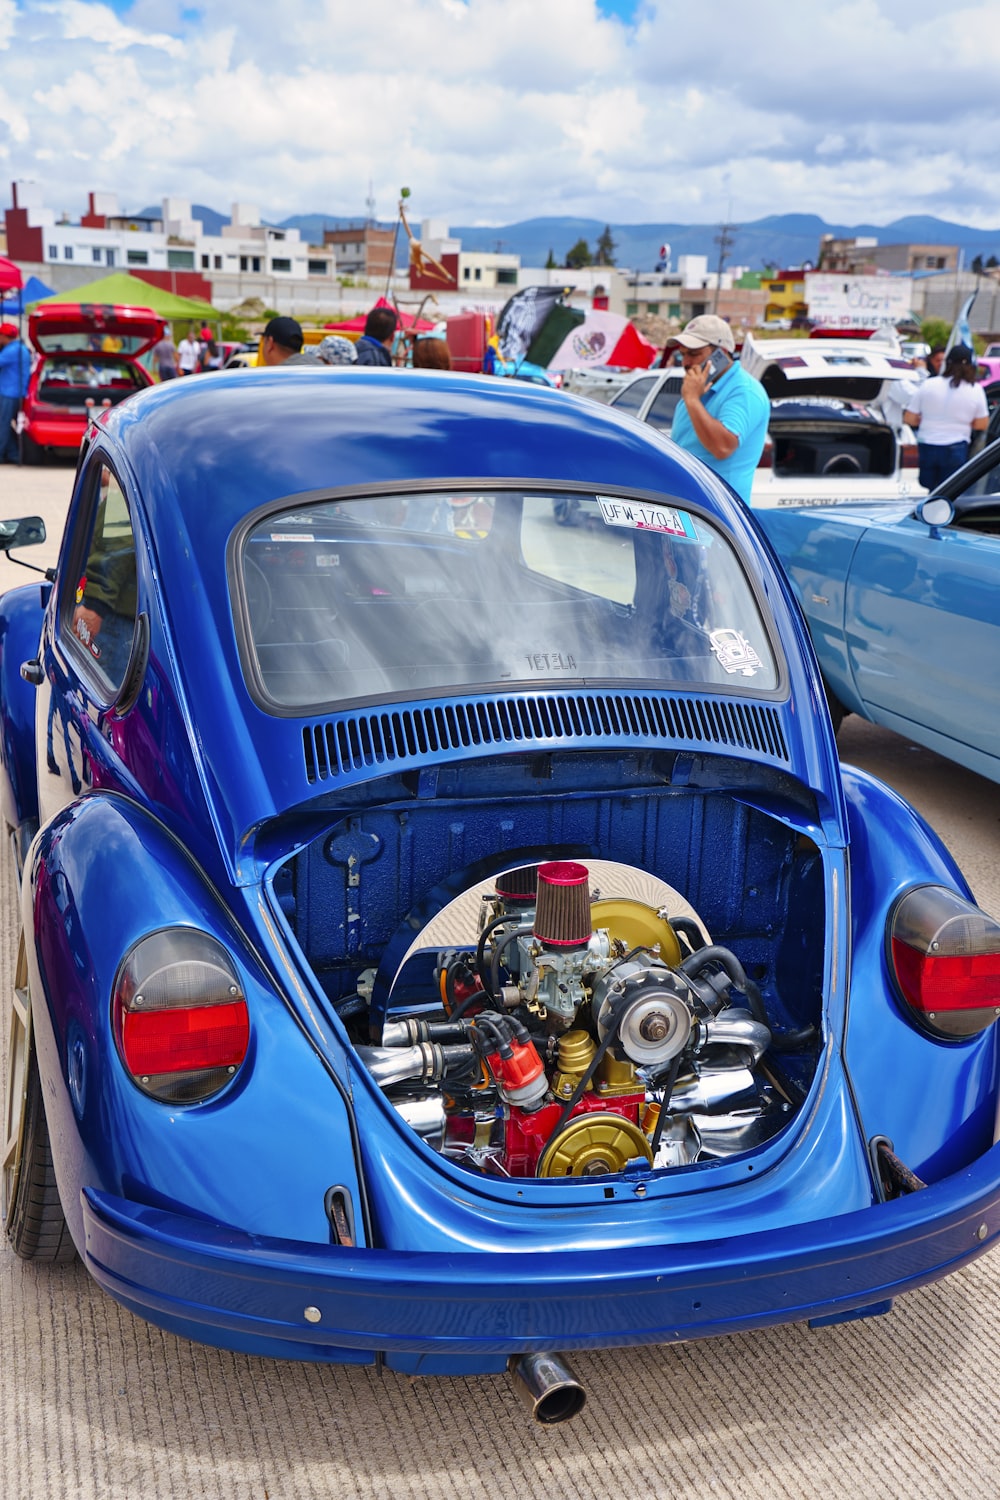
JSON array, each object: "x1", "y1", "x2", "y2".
[
  {"x1": 0, "y1": 0, "x2": 16, "y2": 47},
  {"x1": 45, "y1": 0, "x2": 184, "y2": 54},
  {"x1": 2, "y1": 0, "x2": 1000, "y2": 233}
]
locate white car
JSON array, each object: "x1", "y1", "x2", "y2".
[
  {"x1": 559, "y1": 367, "x2": 641, "y2": 403},
  {"x1": 609, "y1": 335, "x2": 927, "y2": 509}
]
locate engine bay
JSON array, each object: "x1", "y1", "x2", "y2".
[
  {"x1": 273, "y1": 754, "x2": 827, "y2": 1185},
  {"x1": 350, "y1": 858, "x2": 820, "y2": 1181}
]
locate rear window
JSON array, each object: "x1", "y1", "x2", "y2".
[
  {"x1": 236, "y1": 490, "x2": 780, "y2": 711},
  {"x1": 33, "y1": 330, "x2": 153, "y2": 356},
  {"x1": 37, "y1": 357, "x2": 144, "y2": 406}
]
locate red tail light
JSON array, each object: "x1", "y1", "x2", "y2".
[
  {"x1": 900, "y1": 446, "x2": 921, "y2": 468},
  {"x1": 113, "y1": 929, "x2": 250, "y2": 1101},
  {"x1": 889, "y1": 886, "x2": 1000, "y2": 1039}
]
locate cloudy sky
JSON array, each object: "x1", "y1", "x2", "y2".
[{"x1": 2, "y1": 0, "x2": 999, "y2": 230}]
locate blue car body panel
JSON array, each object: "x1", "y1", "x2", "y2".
[
  {"x1": 2, "y1": 370, "x2": 999, "y2": 1380},
  {"x1": 0, "y1": 582, "x2": 47, "y2": 836},
  {"x1": 79, "y1": 1145, "x2": 1000, "y2": 1370},
  {"x1": 847, "y1": 521, "x2": 1000, "y2": 771}
]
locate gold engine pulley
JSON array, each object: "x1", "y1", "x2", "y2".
[{"x1": 536, "y1": 1112, "x2": 653, "y2": 1178}]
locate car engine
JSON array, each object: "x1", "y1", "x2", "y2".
[{"x1": 356, "y1": 861, "x2": 811, "y2": 1179}]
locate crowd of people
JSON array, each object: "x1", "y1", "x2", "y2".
[
  {"x1": 150, "y1": 323, "x2": 226, "y2": 380},
  {"x1": 2, "y1": 295, "x2": 995, "y2": 492},
  {"x1": 147, "y1": 305, "x2": 455, "y2": 380},
  {"x1": 251, "y1": 307, "x2": 453, "y2": 371}
]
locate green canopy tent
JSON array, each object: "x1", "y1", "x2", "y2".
[{"x1": 29, "y1": 271, "x2": 217, "y2": 323}]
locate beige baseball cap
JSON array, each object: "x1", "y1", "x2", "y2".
[{"x1": 668, "y1": 314, "x2": 736, "y2": 353}]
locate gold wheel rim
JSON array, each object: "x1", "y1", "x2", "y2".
[{"x1": 2, "y1": 934, "x2": 30, "y2": 1227}]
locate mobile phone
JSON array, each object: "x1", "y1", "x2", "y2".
[{"x1": 703, "y1": 347, "x2": 730, "y2": 384}]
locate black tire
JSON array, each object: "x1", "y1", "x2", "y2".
[
  {"x1": 3, "y1": 937, "x2": 75, "y2": 1263},
  {"x1": 19, "y1": 433, "x2": 41, "y2": 466},
  {"x1": 823, "y1": 677, "x2": 847, "y2": 736}
]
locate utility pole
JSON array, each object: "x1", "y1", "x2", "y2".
[{"x1": 713, "y1": 219, "x2": 736, "y2": 313}]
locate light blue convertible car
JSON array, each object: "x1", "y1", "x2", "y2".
[{"x1": 758, "y1": 435, "x2": 1000, "y2": 784}]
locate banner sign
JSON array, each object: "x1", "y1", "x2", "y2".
[{"x1": 805, "y1": 273, "x2": 913, "y2": 329}]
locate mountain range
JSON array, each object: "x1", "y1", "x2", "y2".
[{"x1": 144, "y1": 206, "x2": 1000, "y2": 273}]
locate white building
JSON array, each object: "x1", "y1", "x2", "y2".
[{"x1": 4, "y1": 182, "x2": 391, "y2": 316}]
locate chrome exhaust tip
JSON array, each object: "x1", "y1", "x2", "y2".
[{"x1": 507, "y1": 1352, "x2": 587, "y2": 1424}]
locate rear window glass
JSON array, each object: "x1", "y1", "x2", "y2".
[
  {"x1": 237, "y1": 491, "x2": 780, "y2": 711},
  {"x1": 38, "y1": 358, "x2": 143, "y2": 404},
  {"x1": 34, "y1": 331, "x2": 152, "y2": 356}
]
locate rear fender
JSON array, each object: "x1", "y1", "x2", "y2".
[
  {"x1": 841, "y1": 765, "x2": 999, "y2": 1178},
  {"x1": 23, "y1": 793, "x2": 368, "y2": 1251},
  {"x1": 0, "y1": 582, "x2": 47, "y2": 839}
]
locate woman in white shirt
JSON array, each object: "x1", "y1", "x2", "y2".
[
  {"x1": 904, "y1": 344, "x2": 989, "y2": 490},
  {"x1": 177, "y1": 329, "x2": 202, "y2": 376}
]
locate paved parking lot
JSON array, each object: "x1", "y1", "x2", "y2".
[{"x1": 2, "y1": 462, "x2": 1000, "y2": 1499}]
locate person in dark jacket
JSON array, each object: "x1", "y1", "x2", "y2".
[{"x1": 354, "y1": 306, "x2": 398, "y2": 366}]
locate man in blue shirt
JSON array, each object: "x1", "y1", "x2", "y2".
[
  {"x1": 667, "y1": 315, "x2": 769, "y2": 504},
  {"x1": 0, "y1": 321, "x2": 31, "y2": 464}
]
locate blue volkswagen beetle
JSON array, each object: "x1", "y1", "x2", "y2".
[
  {"x1": 758, "y1": 434, "x2": 1000, "y2": 784},
  {"x1": 3, "y1": 370, "x2": 1000, "y2": 1425}
]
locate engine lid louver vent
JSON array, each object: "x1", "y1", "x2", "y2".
[{"x1": 302, "y1": 689, "x2": 789, "y2": 785}]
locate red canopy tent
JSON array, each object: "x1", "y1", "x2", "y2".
[
  {"x1": 0, "y1": 256, "x2": 22, "y2": 294},
  {"x1": 324, "y1": 295, "x2": 436, "y2": 334}
]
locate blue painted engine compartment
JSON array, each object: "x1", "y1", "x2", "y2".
[{"x1": 269, "y1": 746, "x2": 828, "y2": 1188}]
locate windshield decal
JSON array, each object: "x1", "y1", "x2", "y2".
[
  {"x1": 668, "y1": 581, "x2": 692, "y2": 617},
  {"x1": 596, "y1": 497, "x2": 699, "y2": 539},
  {"x1": 525, "y1": 651, "x2": 578, "y2": 672},
  {"x1": 709, "y1": 629, "x2": 763, "y2": 677}
]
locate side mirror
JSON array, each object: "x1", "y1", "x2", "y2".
[
  {"x1": 0, "y1": 516, "x2": 46, "y2": 552},
  {"x1": 916, "y1": 497, "x2": 954, "y2": 528}
]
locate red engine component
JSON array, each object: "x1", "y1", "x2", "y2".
[
  {"x1": 484, "y1": 1036, "x2": 546, "y2": 1099},
  {"x1": 503, "y1": 1092, "x2": 645, "y2": 1177}
]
